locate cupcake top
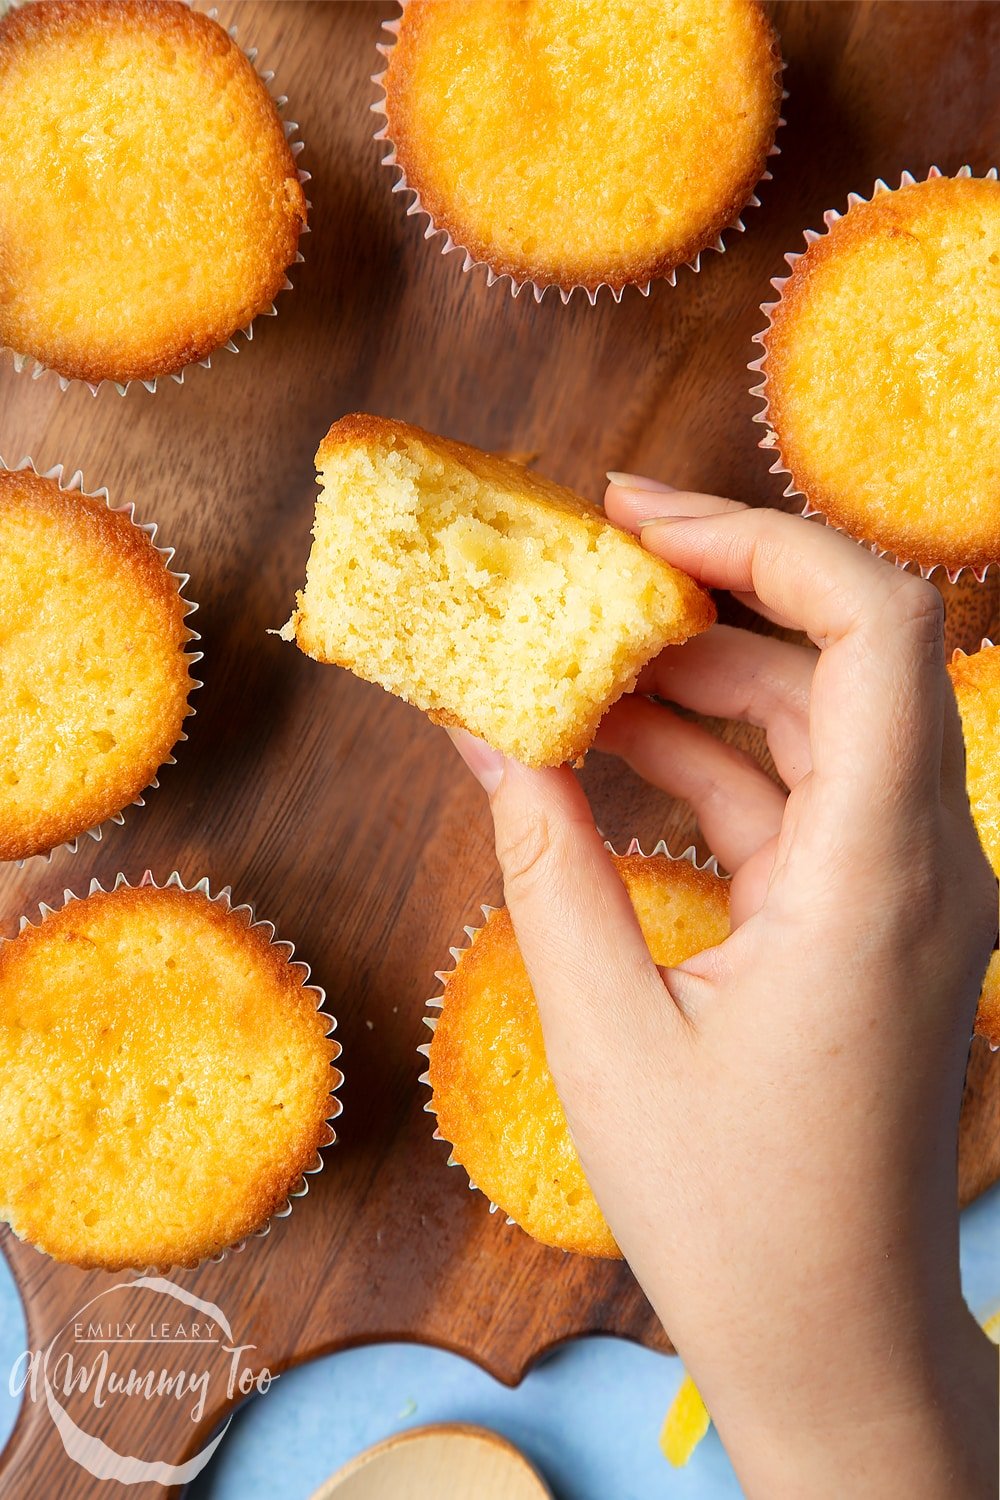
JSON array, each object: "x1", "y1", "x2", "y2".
[
  {"x1": 0, "y1": 468, "x2": 195, "y2": 862},
  {"x1": 380, "y1": 0, "x2": 781, "y2": 293},
  {"x1": 427, "y1": 854, "x2": 730, "y2": 1255},
  {"x1": 0, "y1": 0, "x2": 307, "y2": 384},
  {"x1": 0, "y1": 883, "x2": 339, "y2": 1269},
  {"x1": 761, "y1": 174, "x2": 1000, "y2": 572}
]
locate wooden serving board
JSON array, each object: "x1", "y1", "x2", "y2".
[{"x1": 0, "y1": 4, "x2": 998, "y2": 1494}]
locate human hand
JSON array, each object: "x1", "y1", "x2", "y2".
[{"x1": 448, "y1": 480, "x2": 999, "y2": 1499}]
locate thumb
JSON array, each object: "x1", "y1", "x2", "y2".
[{"x1": 446, "y1": 729, "x2": 684, "y2": 1087}]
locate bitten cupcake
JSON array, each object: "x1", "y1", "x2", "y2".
[
  {"x1": 0, "y1": 878, "x2": 341, "y2": 1270},
  {"x1": 423, "y1": 851, "x2": 730, "y2": 1255},
  {"x1": 0, "y1": 466, "x2": 198, "y2": 862},
  {"x1": 376, "y1": 0, "x2": 782, "y2": 298},
  {"x1": 756, "y1": 170, "x2": 1000, "y2": 575},
  {"x1": 948, "y1": 640, "x2": 1000, "y2": 1048},
  {"x1": 281, "y1": 416, "x2": 714, "y2": 768},
  {"x1": 0, "y1": 0, "x2": 307, "y2": 388}
]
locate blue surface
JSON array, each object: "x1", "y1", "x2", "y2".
[{"x1": 0, "y1": 1184, "x2": 997, "y2": 1498}]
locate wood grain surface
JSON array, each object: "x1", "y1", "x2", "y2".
[{"x1": 0, "y1": 4, "x2": 998, "y2": 1495}]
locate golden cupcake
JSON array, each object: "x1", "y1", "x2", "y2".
[
  {"x1": 978, "y1": 952, "x2": 1000, "y2": 1050},
  {"x1": 947, "y1": 641, "x2": 1000, "y2": 1047},
  {"x1": 425, "y1": 853, "x2": 730, "y2": 1256},
  {"x1": 0, "y1": 467, "x2": 197, "y2": 862},
  {"x1": 0, "y1": 880, "x2": 340, "y2": 1270},
  {"x1": 949, "y1": 641, "x2": 1000, "y2": 876},
  {"x1": 758, "y1": 171, "x2": 1000, "y2": 573},
  {"x1": 377, "y1": 0, "x2": 782, "y2": 295},
  {"x1": 0, "y1": 0, "x2": 307, "y2": 386},
  {"x1": 281, "y1": 416, "x2": 715, "y2": 768}
]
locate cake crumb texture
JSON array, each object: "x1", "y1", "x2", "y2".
[{"x1": 285, "y1": 415, "x2": 715, "y2": 767}]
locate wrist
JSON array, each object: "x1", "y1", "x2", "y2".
[{"x1": 709, "y1": 1308, "x2": 997, "y2": 1500}]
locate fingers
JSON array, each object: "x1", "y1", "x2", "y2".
[
  {"x1": 636, "y1": 503, "x2": 927, "y2": 652},
  {"x1": 634, "y1": 625, "x2": 815, "y2": 788},
  {"x1": 637, "y1": 506, "x2": 947, "y2": 819},
  {"x1": 607, "y1": 472, "x2": 947, "y2": 833},
  {"x1": 446, "y1": 728, "x2": 688, "y2": 1075},
  {"x1": 605, "y1": 477, "x2": 747, "y2": 527},
  {"x1": 604, "y1": 479, "x2": 799, "y2": 631},
  {"x1": 595, "y1": 696, "x2": 787, "y2": 873}
]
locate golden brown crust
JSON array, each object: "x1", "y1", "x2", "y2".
[
  {"x1": 383, "y1": 0, "x2": 782, "y2": 292},
  {"x1": 431, "y1": 905, "x2": 620, "y2": 1258},
  {"x1": 302, "y1": 414, "x2": 716, "y2": 767},
  {"x1": 763, "y1": 179, "x2": 1000, "y2": 573},
  {"x1": 947, "y1": 641, "x2": 1000, "y2": 877},
  {"x1": 313, "y1": 412, "x2": 715, "y2": 636},
  {"x1": 947, "y1": 640, "x2": 1000, "y2": 697},
  {"x1": 429, "y1": 854, "x2": 729, "y2": 1256},
  {"x1": 0, "y1": 0, "x2": 306, "y2": 383},
  {"x1": 977, "y1": 951, "x2": 1000, "y2": 1049},
  {"x1": 0, "y1": 469, "x2": 195, "y2": 862},
  {"x1": 0, "y1": 884, "x2": 338, "y2": 1270}
]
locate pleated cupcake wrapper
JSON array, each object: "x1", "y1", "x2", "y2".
[
  {"x1": 1, "y1": 1, "x2": 309, "y2": 396},
  {"x1": 371, "y1": 13, "x2": 786, "y2": 305},
  {"x1": 749, "y1": 163, "x2": 1000, "y2": 583},
  {"x1": 418, "y1": 837, "x2": 723, "y2": 1234},
  {"x1": 6, "y1": 870, "x2": 343, "y2": 1273},
  {"x1": 951, "y1": 636, "x2": 1000, "y2": 1052},
  {"x1": 0, "y1": 455, "x2": 203, "y2": 867}
]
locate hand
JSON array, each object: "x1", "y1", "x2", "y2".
[{"x1": 448, "y1": 479, "x2": 999, "y2": 1499}]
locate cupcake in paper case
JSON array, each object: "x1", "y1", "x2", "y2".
[
  {"x1": 752, "y1": 168, "x2": 1000, "y2": 579},
  {"x1": 0, "y1": 875, "x2": 342, "y2": 1271},
  {"x1": 421, "y1": 847, "x2": 730, "y2": 1255},
  {"x1": 0, "y1": 462, "x2": 201, "y2": 863},
  {"x1": 977, "y1": 954, "x2": 1000, "y2": 1052},
  {"x1": 0, "y1": 0, "x2": 308, "y2": 392},
  {"x1": 948, "y1": 638, "x2": 1000, "y2": 1048},
  {"x1": 374, "y1": 0, "x2": 783, "y2": 303}
]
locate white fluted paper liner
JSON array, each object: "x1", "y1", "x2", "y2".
[
  {"x1": 6, "y1": 870, "x2": 343, "y2": 1272},
  {"x1": 418, "y1": 838, "x2": 724, "y2": 1237},
  {"x1": 1, "y1": 2, "x2": 309, "y2": 396},
  {"x1": 372, "y1": 12, "x2": 786, "y2": 306},
  {"x1": 951, "y1": 636, "x2": 1000, "y2": 1053},
  {"x1": 0, "y1": 455, "x2": 203, "y2": 867},
  {"x1": 749, "y1": 164, "x2": 1000, "y2": 584},
  {"x1": 951, "y1": 636, "x2": 997, "y2": 656}
]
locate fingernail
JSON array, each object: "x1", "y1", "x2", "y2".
[
  {"x1": 637, "y1": 514, "x2": 698, "y2": 528},
  {"x1": 446, "y1": 726, "x2": 506, "y2": 795},
  {"x1": 606, "y1": 471, "x2": 676, "y2": 492}
]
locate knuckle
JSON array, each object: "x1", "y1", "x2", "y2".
[
  {"x1": 497, "y1": 809, "x2": 560, "y2": 900},
  {"x1": 881, "y1": 575, "x2": 944, "y2": 643}
]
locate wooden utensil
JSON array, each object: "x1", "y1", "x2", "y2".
[{"x1": 310, "y1": 1425, "x2": 551, "y2": 1500}]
